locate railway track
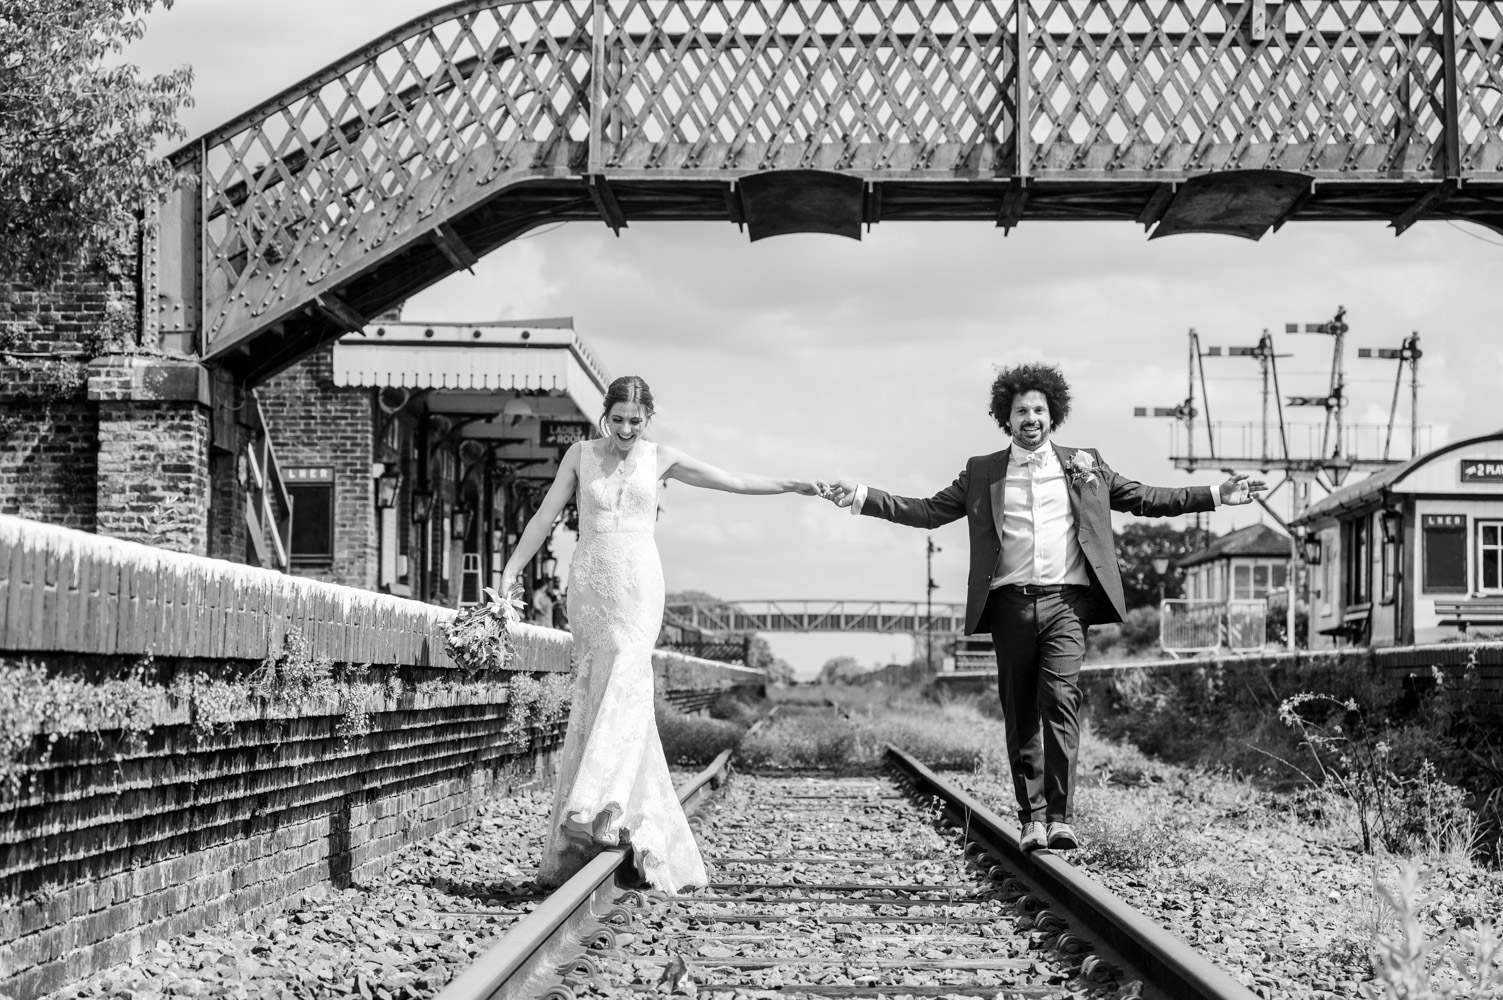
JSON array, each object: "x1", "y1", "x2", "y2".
[{"x1": 437, "y1": 748, "x2": 1259, "y2": 1000}]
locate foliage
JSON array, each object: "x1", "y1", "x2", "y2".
[
  {"x1": 503, "y1": 672, "x2": 571, "y2": 737},
  {"x1": 0, "y1": 0, "x2": 194, "y2": 282},
  {"x1": 1086, "y1": 605, "x2": 1163, "y2": 662},
  {"x1": 1265, "y1": 591, "x2": 1311, "y2": 647},
  {"x1": 1114, "y1": 522, "x2": 1214, "y2": 611},
  {"x1": 444, "y1": 585, "x2": 523, "y2": 676},
  {"x1": 739, "y1": 689, "x2": 1003, "y2": 772},
  {"x1": 656, "y1": 697, "x2": 745, "y2": 765},
  {"x1": 1361, "y1": 861, "x2": 1503, "y2": 999},
  {"x1": 1280, "y1": 693, "x2": 1474, "y2": 856},
  {"x1": 817, "y1": 655, "x2": 867, "y2": 684},
  {"x1": 0, "y1": 658, "x2": 161, "y2": 798}
]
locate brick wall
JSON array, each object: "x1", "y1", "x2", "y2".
[
  {"x1": 0, "y1": 256, "x2": 135, "y2": 534},
  {"x1": 93, "y1": 401, "x2": 210, "y2": 556},
  {"x1": 0, "y1": 514, "x2": 764, "y2": 1000},
  {"x1": 258, "y1": 346, "x2": 377, "y2": 590},
  {"x1": 0, "y1": 401, "x2": 98, "y2": 530}
]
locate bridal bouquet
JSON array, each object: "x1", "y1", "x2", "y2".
[{"x1": 444, "y1": 584, "x2": 525, "y2": 675}]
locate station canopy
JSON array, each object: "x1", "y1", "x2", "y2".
[{"x1": 332, "y1": 318, "x2": 610, "y2": 478}]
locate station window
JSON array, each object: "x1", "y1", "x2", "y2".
[
  {"x1": 288, "y1": 481, "x2": 335, "y2": 566},
  {"x1": 1345, "y1": 516, "x2": 1372, "y2": 605},
  {"x1": 1481, "y1": 522, "x2": 1503, "y2": 593},
  {"x1": 1422, "y1": 515, "x2": 1467, "y2": 593},
  {"x1": 1232, "y1": 561, "x2": 1289, "y2": 600}
]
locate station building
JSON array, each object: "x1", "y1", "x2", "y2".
[
  {"x1": 1291, "y1": 430, "x2": 1503, "y2": 647},
  {"x1": 1177, "y1": 523, "x2": 1295, "y2": 604},
  {"x1": 255, "y1": 315, "x2": 608, "y2": 608}
]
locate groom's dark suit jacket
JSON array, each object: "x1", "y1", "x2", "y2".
[{"x1": 860, "y1": 445, "x2": 1217, "y2": 635}]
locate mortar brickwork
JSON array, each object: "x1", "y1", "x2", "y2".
[{"x1": 258, "y1": 346, "x2": 377, "y2": 589}]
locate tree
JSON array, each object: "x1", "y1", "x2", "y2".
[
  {"x1": 1114, "y1": 522, "x2": 1216, "y2": 610},
  {"x1": 818, "y1": 655, "x2": 866, "y2": 685},
  {"x1": 1, "y1": 1, "x2": 194, "y2": 282}
]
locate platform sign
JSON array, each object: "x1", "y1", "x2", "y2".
[
  {"x1": 540, "y1": 420, "x2": 591, "y2": 446},
  {"x1": 1423, "y1": 514, "x2": 1465, "y2": 529},
  {"x1": 1460, "y1": 459, "x2": 1503, "y2": 483},
  {"x1": 285, "y1": 466, "x2": 334, "y2": 482}
]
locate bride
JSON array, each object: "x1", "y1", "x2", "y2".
[{"x1": 500, "y1": 375, "x2": 826, "y2": 892}]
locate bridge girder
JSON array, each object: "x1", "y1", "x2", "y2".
[{"x1": 146, "y1": 0, "x2": 1503, "y2": 384}]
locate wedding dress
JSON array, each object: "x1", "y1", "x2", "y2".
[{"x1": 536, "y1": 441, "x2": 709, "y2": 892}]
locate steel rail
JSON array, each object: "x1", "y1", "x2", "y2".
[
  {"x1": 433, "y1": 747, "x2": 734, "y2": 1000},
  {"x1": 885, "y1": 745, "x2": 1261, "y2": 1000}
]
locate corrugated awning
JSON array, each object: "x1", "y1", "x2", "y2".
[{"x1": 331, "y1": 322, "x2": 608, "y2": 419}]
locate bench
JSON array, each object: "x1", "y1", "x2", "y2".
[{"x1": 1434, "y1": 598, "x2": 1503, "y2": 633}]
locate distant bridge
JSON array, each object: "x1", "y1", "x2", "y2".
[{"x1": 663, "y1": 600, "x2": 968, "y2": 635}]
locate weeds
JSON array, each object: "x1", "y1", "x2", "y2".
[
  {"x1": 656, "y1": 698, "x2": 746, "y2": 766},
  {"x1": 1362, "y1": 861, "x2": 1503, "y2": 999},
  {"x1": 1279, "y1": 694, "x2": 1474, "y2": 856}
]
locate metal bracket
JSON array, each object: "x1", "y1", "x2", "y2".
[
  {"x1": 430, "y1": 223, "x2": 478, "y2": 273},
  {"x1": 1390, "y1": 181, "x2": 1456, "y2": 236},
  {"x1": 313, "y1": 293, "x2": 367, "y2": 334},
  {"x1": 588, "y1": 175, "x2": 628, "y2": 235},
  {"x1": 995, "y1": 180, "x2": 1030, "y2": 233}
]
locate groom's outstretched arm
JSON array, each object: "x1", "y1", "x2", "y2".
[
  {"x1": 834, "y1": 463, "x2": 970, "y2": 530},
  {"x1": 1093, "y1": 450, "x2": 1217, "y2": 517}
]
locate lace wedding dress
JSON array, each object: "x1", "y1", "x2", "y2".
[{"x1": 536, "y1": 441, "x2": 709, "y2": 893}]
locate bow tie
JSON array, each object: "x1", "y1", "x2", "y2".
[{"x1": 1015, "y1": 449, "x2": 1045, "y2": 467}]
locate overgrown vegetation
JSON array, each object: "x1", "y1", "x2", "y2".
[
  {"x1": 735, "y1": 686, "x2": 1006, "y2": 773},
  {"x1": 0, "y1": 616, "x2": 570, "y2": 803},
  {"x1": 1, "y1": 0, "x2": 194, "y2": 283}
]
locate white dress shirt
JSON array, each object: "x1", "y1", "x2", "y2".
[{"x1": 991, "y1": 444, "x2": 1090, "y2": 588}]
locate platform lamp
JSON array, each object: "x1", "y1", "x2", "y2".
[
  {"x1": 410, "y1": 486, "x2": 435, "y2": 523},
  {"x1": 375, "y1": 465, "x2": 403, "y2": 509},
  {"x1": 1299, "y1": 533, "x2": 1322, "y2": 566},
  {"x1": 451, "y1": 504, "x2": 473, "y2": 540},
  {"x1": 1324, "y1": 457, "x2": 1353, "y2": 488},
  {"x1": 1152, "y1": 553, "x2": 1171, "y2": 605}
]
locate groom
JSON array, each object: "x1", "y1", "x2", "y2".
[{"x1": 829, "y1": 363, "x2": 1264, "y2": 852}]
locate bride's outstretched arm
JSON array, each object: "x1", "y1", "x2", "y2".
[
  {"x1": 659, "y1": 444, "x2": 826, "y2": 496},
  {"x1": 499, "y1": 443, "x2": 582, "y2": 591}
]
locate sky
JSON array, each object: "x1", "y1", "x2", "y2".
[{"x1": 129, "y1": 1, "x2": 1503, "y2": 676}]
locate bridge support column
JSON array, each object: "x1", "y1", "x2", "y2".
[{"x1": 87, "y1": 356, "x2": 213, "y2": 555}]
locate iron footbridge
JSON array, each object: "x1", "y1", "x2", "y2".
[{"x1": 144, "y1": 0, "x2": 1503, "y2": 383}]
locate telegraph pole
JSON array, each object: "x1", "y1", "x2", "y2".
[{"x1": 926, "y1": 536, "x2": 940, "y2": 672}]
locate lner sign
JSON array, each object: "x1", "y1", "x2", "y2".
[{"x1": 1460, "y1": 459, "x2": 1503, "y2": 482}]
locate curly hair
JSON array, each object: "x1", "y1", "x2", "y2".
[{"x1": 987, "y1": 363, "x2": 1073, "y2": 434}]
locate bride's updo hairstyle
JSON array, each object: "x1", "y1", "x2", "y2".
[{"x1": 598, "y1": 375, "x2": 655, "y2": 436}]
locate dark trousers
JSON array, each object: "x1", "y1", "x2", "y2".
[{"x1": 986, "y1": 586, "x2": 1089, "y2": 824}]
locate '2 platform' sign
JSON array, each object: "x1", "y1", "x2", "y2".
[{"x1": 1460, "y1": 459, "x2": 1503, "y2": 483}]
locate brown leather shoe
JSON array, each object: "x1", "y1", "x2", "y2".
[
  {"x1": 1046, "y1": 822, "x2": 1079, "y2": 850},
  {"x1": 1020, "y1": 821, "x2": 1047, "y2": 852}
]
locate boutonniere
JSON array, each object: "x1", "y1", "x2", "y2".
[{"x1": 1065, "y1": 450, "x2": 1097, "y2": 488}]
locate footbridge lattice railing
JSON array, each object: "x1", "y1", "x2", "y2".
[{"x1": 147, "y1": 0, "x2": 1503, "y2": 380}]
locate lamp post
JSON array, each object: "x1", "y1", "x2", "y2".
[
  {"x1": 1152, "y1": 554, "x2": 1171, "y2": 606},
  {"x1": 926, "y1": 535, "x2": 940, "y2": 672}
]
